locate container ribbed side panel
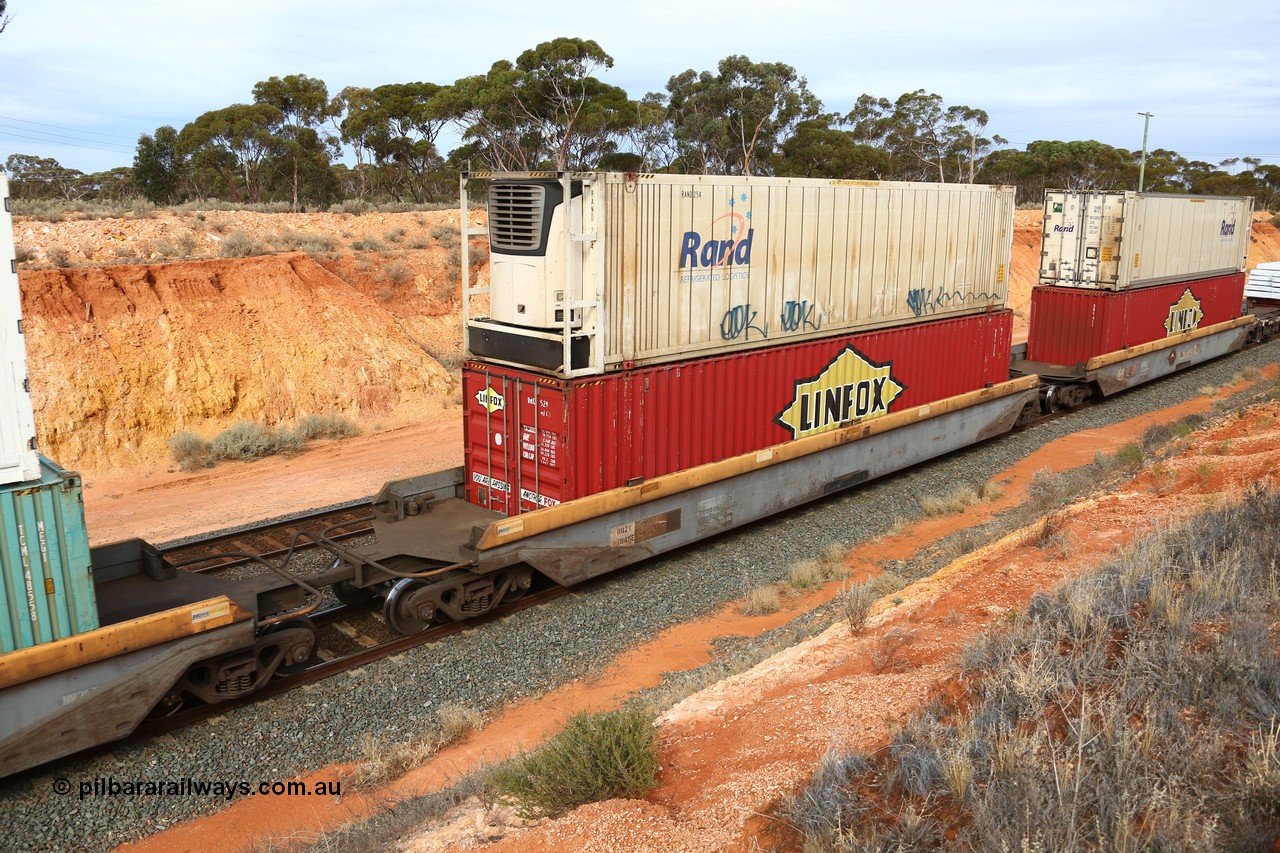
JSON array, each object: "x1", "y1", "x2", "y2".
[{"x1": 464, "y1": 311, "x2": 1012, "y2": 516}]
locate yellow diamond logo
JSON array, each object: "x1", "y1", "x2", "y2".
[
  {"x1": 1164, "y1": 289, "x2": 1204, "y2": 335},
  {"x1": 776, "y1": 347, "x2": 905, "y2": 440},
  {"x1": 474, "y1": 385, "x2": 505, "y2": 413}
]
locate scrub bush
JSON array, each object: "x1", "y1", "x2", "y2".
[{"x1": 493, "y1": 706, "x2": 660, "y2": 818}]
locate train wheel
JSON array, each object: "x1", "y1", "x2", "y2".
[
  {"x1": 384, "y1": 578, "x2": 436, "y2": 635},
  {"x1": 1015, "y1": 399, "x2": 1039, "y2": 429},
  {"x1": 501, "y1": 569, "x2": 534, "y2": 603},
  {"x1": 266, "y1": 617, "x2": 318, "y2": 678},
  {"x1": 1060, "y1": 384, "x2": 1092, "y2": 409},
  {"x1": 332, "y1": 580, "x2": 378, "y2": 607},
  {"x1": 145, "y1": 689, "x2": 187, "y2": 720}
]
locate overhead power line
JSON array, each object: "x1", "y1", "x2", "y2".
[
  {"x1": 0, "y1": 123, "x2": 133, "y2": 151},
  {"x1": 0, "y1": 114, "x2": 136, "y2": 140},
  {"x1": 0, "y1": 128, "x2": 132, "y2": 154}
]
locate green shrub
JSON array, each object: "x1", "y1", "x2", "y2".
[
  {"x1": 219, "y1": 231, "x2": 267, "y2": 258},
  {"x1": 493, "y1": 706, "x2": 660, "y2": 819},
  {"x1": 429, "y1": 224, "x2": 458, "y2": 246},
  {"x1": 1115, "y1": 442, "x2": 1144, "y2": 470},
  {"x1": 46, "y1": 245, "x2": 69, "y2": 267},
  {"x1": 167, "y1": 431, "x2": 211, "y2": 471},
  {"x1": 271, "y1": 228, "x2": 336, "y2": 254},
  {"x1": 209, "y1": 421, "x2": 301, "y2": 461},
  {"x1": 1270, "y1": 213, "x2": 1280, "y2": 228},
  {"x1": 380, "y1": 260, "x2": 413, "y2": 285},
  {"x1": 840, "y1": 582, "x2": 880, "y2": 633},
  {"x1": 330, "y1": 199, "x2": 367, "y2": 214},
  {"x1": 293, "y1": 413, "x2": 359, "y2": 441}
]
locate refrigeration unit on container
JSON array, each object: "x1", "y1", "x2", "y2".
[
  {"x1": 0, "y1": 455, "x2": 96, "y2": 653},
  {"x1": 464, "y1": 310, "x2": 1013, "y2": 516},
  {"x1": 1024, "y1": 272, "x2": 1245, "y2": 367},
  {"x1": 0, "y1": 176, "x2": 41, "y2": 487},
  {"x1": 462, "y1": 172, "x2": 1015, "y2": 377},
  {"x1": 1039, "y1": 190, "x2": 1252, "y2": 291}
]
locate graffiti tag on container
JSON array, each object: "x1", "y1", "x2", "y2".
[
  {"x1": 779, "y1": 300, "x2": 822, "y2": 333},
  {"x1": 906, "y1": 288, "x2": 1000, "y2": 318},
  {"x1": 720, "y1": 304, "x2": 769, "y2": 341}
]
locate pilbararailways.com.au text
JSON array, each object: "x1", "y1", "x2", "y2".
[{"x1": 53, "y1": 776, "x2": 341, "y2": 801}]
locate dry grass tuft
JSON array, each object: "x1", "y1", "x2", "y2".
[{"x1": 742, "y1": 584, "x2": 781, "y2": 616}]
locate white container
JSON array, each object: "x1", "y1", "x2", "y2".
[
  {"x1": 1245, "y1": 261, "x2": 1280, "y2": 302},
  {"x1": 0, "y1": 177, "x2": 40, "y2": 486},
  {"x1": 1040, "y1": 190, "x2": 1252, "y2": 291},
  {"x1": 465, "y1": 173, "x2": 1014, "y2": 376}
]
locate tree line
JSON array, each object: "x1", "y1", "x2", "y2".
[{"x1": 4, "y1": 37, "x2": 1278, "y2": 210}]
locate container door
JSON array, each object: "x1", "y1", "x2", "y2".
[
  {"x1": 509, "y1": 379, "x2": 568, "y2": 513},
  {"x1": 1089, "y1": 193, "x2": 1125, "y2": 287},
  {"x1": 1041, "y1": 192, "x2": 1125, "y2": 288},
  {"x1": 463, "y1": 366, "x2": 568, "y2": 516}
]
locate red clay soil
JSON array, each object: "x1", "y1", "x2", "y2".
[{"x1": 110, "y1": 372, "x2": 1276, "y2": 853}]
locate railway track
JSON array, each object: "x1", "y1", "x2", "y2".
[
  {"x1": 159, "y1": 501, "x2": 375, "y2": 574},
  {"x1": 131, "y1": 581, "x2": 568, "y2": 744}
]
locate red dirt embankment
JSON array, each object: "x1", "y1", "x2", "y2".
[{"x1": 16, "y1": 208, "x2": 485, "y2": 475}]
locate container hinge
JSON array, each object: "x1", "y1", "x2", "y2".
[
  {"x1": 570, "y1": 232, "x2": 596, "y2": 244},
  {"x1": 23, "y1": 377, "x2": 29, "y2": 393}
]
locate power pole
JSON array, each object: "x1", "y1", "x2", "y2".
[{"x1": 1137, "y1": 111, "x2": 1153, "y2": 192}]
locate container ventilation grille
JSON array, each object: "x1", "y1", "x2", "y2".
[{"x1": 488, "y1": 184, "x2": 546, "y2": 252}]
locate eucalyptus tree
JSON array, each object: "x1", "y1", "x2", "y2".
[
  {"x1": 179, "y1": 103, "x2": 283, "y2": 203},
  {"x1": 666, "y1": 55, "x2": 820, "y2": 175},
  {"x1": 3, "y1": 154, "x2": 89, "y2": 200},
  {"x1": 365, "y1": 82, "x2": 451, "y2": 202},
  {"x1": 333, "y1": 86, "x2": 378, "y2": 201},
  {"x1": 253, "y1": 74, "x2": 339, "y2": 209},
  {"x1": 977, "y1": 139, "x2": 1136, "y2": 201},
  {"x1": 619, "y1": 92, "x2": 679, "y2": 172},
  {"x1": 133, "y1": 125, "x2": 185, "y2": 204},
  {"x1": 441, "y1": 37, "x2": 632, "y2": 171},
  {"x1": 773, "y1": 117, "x2": 891, "y2": 179},
  {"x1": 846, "y1": 90, "x2": 1002, "y2": 183}
]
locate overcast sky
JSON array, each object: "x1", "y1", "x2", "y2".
[{"x1": 1, "y1": 0, "x2": 1277, "y2": 179}]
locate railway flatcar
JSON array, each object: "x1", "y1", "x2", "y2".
[
  {"x1": 0, "y1": 172, "x2": 1262, "y2": 779},
  {"x1": 1013, "y1": 190, "x2": 1255, "y2": 409}
]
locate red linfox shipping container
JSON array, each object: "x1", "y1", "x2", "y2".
[
  {"x1": 464, "y1": 311, "x2": 1012, "y2": 516},
  {"x1": 1024, "y1": 272, "x2": 1245, "y2": 367}
]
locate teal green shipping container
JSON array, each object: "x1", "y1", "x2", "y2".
[{"x1": 0, "y1": 456, "x2": 96, "y2": 653}]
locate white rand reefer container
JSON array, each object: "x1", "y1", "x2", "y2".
[
  {"x1": 0, "y1": 176, "x2": 40, "y2": 486},
  {"x1": 463, "y1": 172, "x2": 1014, "y2": 377},
  {"x1": 1040, "y1": 190, "x2": 1252, "y2": 290}
]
